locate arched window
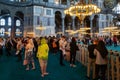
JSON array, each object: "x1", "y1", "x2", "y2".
[
  {"x1": 16, "y1": 20, "x2": 21, "y2": 26},
  {"x1": 8, "y1": 28, "x2": 11, "y2": 37},
  {"x1": 0, "y1": 18, "x2": 5, "y2": 26},
  {"x1": 16, "y1": 28, "x2": 21, "y2": 36},
  {"x1": 8, "y1": 17, "x2": 12, "y2": 26},
  {"x1": 0, "y1": 28, "x2": 5, "y2": 36}
]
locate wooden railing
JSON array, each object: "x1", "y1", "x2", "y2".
[
  {"x1": 110, "y1": 51, "x2": 120, "y2": 80},
  {"x1": 76, "y1": 44, "x2": 89, "y2": 66},
  {"x1": 75, "y1": 44, "x2": 120, "y2": 80}
]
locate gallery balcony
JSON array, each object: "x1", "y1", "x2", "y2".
[{"x1": 0, "y1": 0, "x2": 68, "y2": 9}]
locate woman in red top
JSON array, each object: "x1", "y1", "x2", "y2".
[{"x1": 113, "y1": 35, "x2": 117, "y2": 47}]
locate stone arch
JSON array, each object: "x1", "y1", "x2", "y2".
[
  {"x1": 15, "y1": 11, "x2": 24, "y2": 21},
  {"x1": 1, "y1": 9, "x2": 10, "y2": 15},
  {"x1": 0, "y1": 9, "x2": 11, "y2": 26},
  {"x1": 92, "y1": 15, "x2": 99, "y2": 33},
  {"x1": 0, "y1": 9, "x2": 10, "y2": 19},
  {"x1": 55, "y1": 11, "x2": 62, "y2": 33}
]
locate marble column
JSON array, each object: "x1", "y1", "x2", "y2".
[
  {"x1": 11, "y1": 14, "x2": 15, "y2": 38},
  {"x1": 72, "y1": 16, "x2": 75, "y2": 30},
  {"x1": 90, "y1": 15, "x2": 94, "y2": 38},
  {"x1": 62, "y1": 15, "x2": 65, "y2": 35}
]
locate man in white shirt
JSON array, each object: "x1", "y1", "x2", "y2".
[{"x1": 59, "y1": 36, "x2": 66, "y2": 66}]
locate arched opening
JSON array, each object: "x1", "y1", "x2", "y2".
[
  {"x1": 84, "y1": 16, "x2": 90, "y2": 27},
  {"x1": 64, "y1": 14, "x2": 72, "y2": 30},
  {"x1": 64, "y1": 14, "x2": 72, "y2": 36},
  {"x1": 55, "y1": 11, "x2": 62, "y2": 33},
  {"x1": 84, "y1": 16, "x2": 90, "y2": 34},
  {"x1": 1, "y1": 9, "x2": 10, "y2": 15},
  {"x1": 92, "y1": 15, "x2": 99, "y2": 33},
  {"x1": 83, "y1": 16, "x2": 90, "y2": 37},
  {"x1": 15, "y1": 11, "x2": 24, "y2": 37},
  {"x1": 75, "y1": 16, "x2": 80, "y2": 30},
  {"x1": 0, "y1": 9, "x2": 11, "y2": 37},
  {"x1": 15, "y1": 11, "x2": 24, "y2": 20}
]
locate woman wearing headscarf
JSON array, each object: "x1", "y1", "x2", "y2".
[
  {"x1": 94, "y1": 40, "x2": 108, "y2": 80},
  {"x1": 37, "y1": 38, "x2": 49, "y2": 77}
]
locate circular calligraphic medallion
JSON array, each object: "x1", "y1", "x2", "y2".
[{"x1": 104, "y1": 0, "x2": 117, "y2": 9}]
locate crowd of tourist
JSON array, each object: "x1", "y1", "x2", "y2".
[{"x1": 0, "y1": 35, "x2": 120, "y2": 79}]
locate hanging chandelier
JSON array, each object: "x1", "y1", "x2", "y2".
[{"x1": 64, "y1": 0, "x2": 101, "y2": 24}]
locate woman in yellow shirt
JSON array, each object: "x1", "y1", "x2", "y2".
[{"x1": 37, "y1": 38, "x2": 49, "y2": 77}]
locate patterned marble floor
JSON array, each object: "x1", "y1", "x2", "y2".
[
  {"x1": 0, "y1": 49, "x2": 88, "y2": 80},
  {"x1": 0, "y1": 45, "x2": 119, "y2": 80}
]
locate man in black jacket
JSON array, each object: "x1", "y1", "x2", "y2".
[{"x1": 87, "y1": 40, "x2": 98, "y2": 80}]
